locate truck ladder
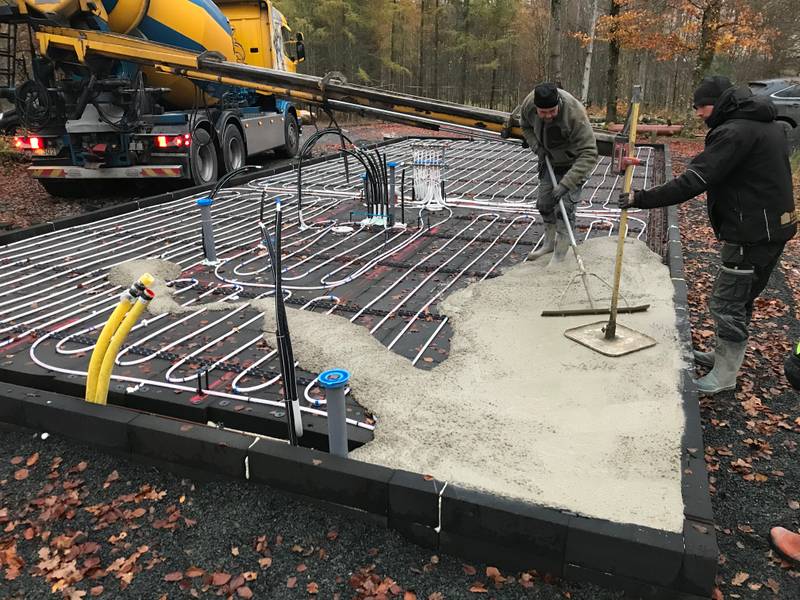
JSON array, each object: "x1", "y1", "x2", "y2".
[{"x1": 0, "y1": 23, "x2": 16, "y2": 89}]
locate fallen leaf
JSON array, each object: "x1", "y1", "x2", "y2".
[
  {"x1": 731, "y1": 571, "x2": 749, "y2": 586},
  {"x1": 287, "y1": 576, "x2": 297, "y2": 588},
  {"x1": 765, "y1": 578, "x2": 780, "y2": 594},
  {"x1": 296, "y1": 563, "x2": 307, "y2": 572},
  {"x1": 212, "y1": 572, "x2": 231, "y2": 586},
  {"x1": 404, "y1": 592, "x2": 417, "y2": 600},
  {"x1": 231, "y1": 546, "x2": 239, "y2": 556},
  {"x1": 131, "y1": 508, "x2": 146, "y2": 518},
  {"x1": 463, "y1": 564, "x2": 477, "y2": 576},
  {"x1": 469, "y1": 582, "x2": 488, "y2": 593},
  {"x1": 10, "y1": 456, "x2": 23, "y2": 465},
  {"x1": 258, "y1": 557, "x2": 272, "y2": 569},
  {"x1": 164, "y1": 571, "x2": 183, "y2": 582},
  {"x1": 237, "y1": 587, "x2": 253, "y2": 599},
  {"x1": 326, "y1": 530, "x2": 338, "y2": 541},
  {"x1": 242, "y1": 571, "x2": 257, "y2": 581},
  {"x1": 486, "y1": 566, "x2": 501, "y2": 580},
  {"x1": 307, "y1": 581, "x2": 319, "y2": 594},
  {"x1": 26, "y1": 452, "x2": 39, "y2": 467},
  {"x1": 185, "y1": 567, "x2": 205, "y2": 578},
  {"x1": 14, "y1": 469, "x2": 28, "y2": 480},
  {"x1": 90, "y1": 586, "x2": 103, "y2": 597},
  {"x1": 789, "y1": 500, "x2": 800, "y2": 510}
]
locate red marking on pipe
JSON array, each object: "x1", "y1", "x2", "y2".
[
  {"x1": 188, "y1": 371, "x2": 234, "y2": 404},
  {"x1": 1, "y1": 336, "x2": 35, "y2": 354}
]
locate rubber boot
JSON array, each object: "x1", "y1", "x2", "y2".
[
  {"x1": 695, "y1": 339, "x2": 747, "y2": 395},
  {"x1": 770, "y1": 527, "x2": 800, "y2": 564},
  {"x1": 693, "y1": 348, "x2": 714, "y2": 368},
  {"x1": 529, "y1": 223, "x2": 556, "y2": 260},
  {"x1": 548, "y1": 223, "x2": 571, "y2": 266}
]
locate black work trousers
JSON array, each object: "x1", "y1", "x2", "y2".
[{"x1": 709, "y1": 241, "x2": 786, "y2": 343}]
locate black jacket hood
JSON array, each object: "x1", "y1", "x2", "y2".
[{"x1": 706, "y1": 85, "x2": 777, "y2": 129}]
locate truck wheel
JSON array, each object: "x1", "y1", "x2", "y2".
[
  {"x1": 190, "y1": 128, "x2": 218, "y2": 186},
  {"x1": 274, "y1": 113, "x2": 300, "y2": 158},
  {"x1": 221, "y1": 123, "x2": 246, "y2": 173}
]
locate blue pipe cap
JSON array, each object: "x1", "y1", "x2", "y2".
[
  {"x1": 387, "y1": 161, "x2": 398, "y2": 168},
  {"x1": 196, "y1": 197, "x2": 213, "y2": 207},
  {"x1": 319, "y1": 368, "x2": 351, "y2": 389}
]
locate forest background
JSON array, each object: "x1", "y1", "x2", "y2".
[{"x1": 278, "y1": 0, "x2": 800, "y2": 122}]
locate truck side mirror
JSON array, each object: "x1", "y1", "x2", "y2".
[{"x1": 296, "y1": 33, "x2": 305, "y2": 62}]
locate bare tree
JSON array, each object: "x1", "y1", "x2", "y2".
[
  {"x1": 548, "y1": 0, "x2": 563, "y2": 85},
  {"x1": 605, "y1": 0, "x2": 621, "y2": 123},
  {"x1": 418, "y1": 0, "x2": 427, "y2": 95},
  {"x1": 580, "y1": 0, "x2": 599, "y2": 104}
]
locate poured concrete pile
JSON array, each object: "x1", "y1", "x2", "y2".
[{"x1": 113, "y1": 236, "x2": 686, "y2": 533}]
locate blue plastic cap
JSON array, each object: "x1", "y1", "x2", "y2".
[
  {"x1": 196, "y1": 197, "x2": 213, "y2": 207},
  {"x1": 319, "y1": 369, "x2": 351, "y2": 389},
  {"x1": 387, "y1": 161, "x2": 398, "y2": 168}
]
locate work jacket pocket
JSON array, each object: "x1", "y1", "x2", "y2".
[{"x1": 713, "y1": 265, "x2": 754, "y2": 303}]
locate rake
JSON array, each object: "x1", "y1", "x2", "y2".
[{"x1": 540, "y1": 155, "x2": 649, "y2": 318}]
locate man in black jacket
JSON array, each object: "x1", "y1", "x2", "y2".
[{"x1": 620, "y1": 76, "x2": 797, "y2": 395}]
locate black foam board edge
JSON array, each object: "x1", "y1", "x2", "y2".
[
  {"x1": 441, "y1": 484, "x2": 568, "y2": 574},
  {"x1": 128, "y1": 413, "x2": 252, "y2": 478},
  {"x1": 564, "y1": 563, "x2": 708, "y2": 600},
  {"x1": 247, "y1": 437, "x2": 392, "y2": 515},
  {"x1": 565, "y1": 515, "x2": 684, "y2": 588}
]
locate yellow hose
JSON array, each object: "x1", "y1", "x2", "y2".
[
  {"x1": 85, "y1": 273, "x2": 154, "y2": 402},
  {"x1": 92, "y1": 290, "x2": 154, "y2": 405},
  {"x1": 85, "y1": 296, "x2": 133, "y2": 401}
]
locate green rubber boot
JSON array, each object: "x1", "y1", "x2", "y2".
[
  {"x1": 693, "y1": 348, "x2": 714, "y2": 368},
  {"x1": 695, "y1": 339, "x2": 747, "y2": 395},
  {"x1": 529, "y1": 224, "x2": 556, "y2": 260},
  {"x1": 548, "y1": 223, "x2": 571, "y2": 266}
]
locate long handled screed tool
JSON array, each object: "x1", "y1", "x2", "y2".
[
  {"x1": 563, "y1": 86, "x2": 657, "y2": 357},
  {"x1": 540, "y1": 156, "x2": 650, "y2": 317}
]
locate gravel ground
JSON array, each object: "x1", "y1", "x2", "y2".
[
  {"x1": 0, "y1": 427, "x2": 617, "y2": 600},
  {"x1": 0, "y1": 135, "x2": 799, "y2": 599}
]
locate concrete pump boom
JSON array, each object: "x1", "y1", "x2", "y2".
[{"x1": 32, "y1": 25, "x2": 613, "y2": 150}]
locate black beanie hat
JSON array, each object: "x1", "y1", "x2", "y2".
[
  {"x1": 693, "y1": 75, "x2": 733, "y2": 107},
  {"x1": 534, "y1": 83, "x2": 560, "y2": 109},
  {"x1": 785, "y1": 342, "x2": 800, "y2": 390}
]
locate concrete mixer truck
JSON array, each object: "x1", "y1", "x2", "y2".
[{"x1": 0, "y1": 0, "x2": 306, "y2": 196}]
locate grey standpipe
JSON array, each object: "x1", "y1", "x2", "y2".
[
  {"x1": 197, "y1": 197, "x2": 218, "y2": 264},
  {"x1": 319, "y1": 368, "x2": 351, "y2": 458}
]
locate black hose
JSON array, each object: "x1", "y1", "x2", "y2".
[
  {"x1": 261, "y1": 201, "x2": 300, "y2": 446},
  {"x1": 400, "y1": 168, "x2": 406, "y2": 225},
  {"x1": 210, "y1": 165, "x2": 260, "y2": 200},
  {"x1": 296, "y1": 127, "x2": 355, "y2": 223}
]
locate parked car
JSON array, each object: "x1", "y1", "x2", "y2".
[{"x1": 749, "y1": 78, "x2": 800, "y2": 149}]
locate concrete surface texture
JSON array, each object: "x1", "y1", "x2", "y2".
[{"x1": 112, "y1": 235, "x2": 686, "y2": 533}]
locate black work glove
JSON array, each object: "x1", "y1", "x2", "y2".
[
  {"x1": 618, "y1": 190, "x2": 642, "y2": 210},
  {"x1": 553, "y1": 183, "x2": 569, "y2": 200}
]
